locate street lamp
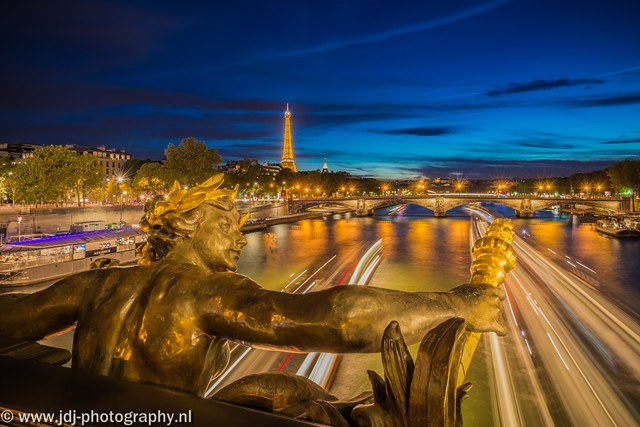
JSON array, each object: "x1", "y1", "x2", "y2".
[{"x1": 17, "y1": 217, "x2": 22, "y2": 242}]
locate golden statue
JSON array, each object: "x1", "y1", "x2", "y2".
[{"x1": 0, "y1": 174, "x2": 507, "y2": 409}]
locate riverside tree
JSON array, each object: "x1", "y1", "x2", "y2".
[
  {"x1": 606, "y1": 159, "x2": 640, "y2": 195},
  {"x1": 14, "y1": 146, "x2": 104, "y2": 206},
  {"x1": 70, "y1": 153, "x2": 104, "y2": 206},
  {"x1": 132, "y1": 162, "x2": 167, "y2": 195},
  {"x1": 164, "y1": 137, "x2": 222, "y2": 188},
  {"x1": 15, "y1": 146, "x2": 73, "y2": 205}
]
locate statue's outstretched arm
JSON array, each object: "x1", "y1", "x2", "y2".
[
  {"x1": 196, "y1": 273, "x2": 505, "y2": 353},
  {"x1": 0, "y1": 271, "x2": 91, "y2": 340}
]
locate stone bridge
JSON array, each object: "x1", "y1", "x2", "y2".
[{"x1": 289, "y1": 195, "x2": 633, "y2": 217}]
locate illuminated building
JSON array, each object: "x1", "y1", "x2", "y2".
[{"x1": 280, "y1": 103, "x2": 297, "y2": 172}]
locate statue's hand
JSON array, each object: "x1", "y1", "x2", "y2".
[{"x1": 448, "y1": 284, "x2": 507, "y2": 335}]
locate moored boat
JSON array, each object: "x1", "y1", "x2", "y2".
[{"x1": 594, "y1": 217, "x2": 640, "y2": 238}]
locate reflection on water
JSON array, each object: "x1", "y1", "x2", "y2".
[
  {"x1": 240, "y1": 203, "x2": 640, "y2": 303},
  {"x1": 237, "y1": 207, "x2": 475, "y2": 293},
  {"x1": 236, "y1": 203, "x2": 640, "y2": 426}
]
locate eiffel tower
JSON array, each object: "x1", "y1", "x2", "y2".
[{"x1": 280, "y1": 103, "x2": 297, "y2": 172}]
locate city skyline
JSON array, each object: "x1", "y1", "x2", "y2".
[{"x1": 1, "y1": 0, "x2": 639, "y2": 179}]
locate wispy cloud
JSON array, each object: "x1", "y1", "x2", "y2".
[
  {"x1": 485, "y1": 78, "x2": 604, "y2": 96},
  {"x1": 196, "y1": 0, "x2": 513, "y2": 70},
  {"x1": 596, "y1": 65, "x2": 640, "y2": 78},
  {"x1": 372, "y1": 127, "x2": 456, "y2": 136},
  {"x1": 565, "y1": 94, "x2": 640, "y2": 107},
  {"x1": 601, "y1": 137, "x2": 640, "y2": 144}
]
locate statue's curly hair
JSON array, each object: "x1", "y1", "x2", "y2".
[{"x1": 138, "y1": 195, "x2": 235, "y2": 263}]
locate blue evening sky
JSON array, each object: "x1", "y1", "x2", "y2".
[{"x1": 1, "y1": 0, "x2": 639, "y2": 179}]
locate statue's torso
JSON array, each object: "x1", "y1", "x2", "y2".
[{"x1": 72, "y1": 265, "x2": 229, "y2": 395}]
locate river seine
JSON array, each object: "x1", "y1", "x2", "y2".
[{"x1": 236, "y1": 203, "x2": 640, "y2": 426}]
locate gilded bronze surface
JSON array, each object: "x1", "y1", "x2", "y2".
[
  {"x1": 0, "y1": 174, "x2": 506, "y2": 398},
  {"x1": 351, "y1": 319, "x2": 470, "y2": 427},
  {"x1": 458, "y1": 218, "x2": 516, "y2": 385}
]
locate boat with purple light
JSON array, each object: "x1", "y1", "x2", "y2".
[{"x1": 0, "y1": 228, "x2": 145, "y2": 284}]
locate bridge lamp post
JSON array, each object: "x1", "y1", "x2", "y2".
[{"x1": 17, "y1": 216, "x2": 22, "y2": 242}]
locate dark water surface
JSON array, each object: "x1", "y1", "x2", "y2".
[
  {"x1": 239, "y1": 203, "x2": 640, "y2": 305},
  {"x1": 236, "y1": 203, "x2": 640, "y2": 425}
]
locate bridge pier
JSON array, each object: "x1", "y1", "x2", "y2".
[
  {"x1": 515, "y1": 210, "x2": 533, "y2": 218},
  {"x1": 515, "y1": 198, "x2": 533, "y2": 218},
  {"x1": 434, "y1": 197, "x2": 447, "y2": 217},
  {"x1": 355, "y1": 199, "x2": 373, "y2": 217}
]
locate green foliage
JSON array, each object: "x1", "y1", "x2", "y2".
[
  {"x1": 164, "y1": 137, "x2": 222, "y2": 187},
  {"x1": 70, "y1": 153, "x2": 105, "y2": 205},
  {"x1": 123, "y1": 158, "x2": 149, "y2": 178},
  {"x1": 606, "y1": 159, "x2": 640, "y2": 194},
  {"x1": 104, "y1": 180, "x2": 119, "y2": 202},
  {"x1": 4, "y1": 176, "x2": 17, "y2": 206},
  {"x1": 14, "y1": 146, "x2": 74, "y2": 204},
  {"x1": 0, "y1": 157, "x2": 12, "y2": 176},
  {"x1": 224, "y1": 158, "x2": 276, "y2": 195},
  {"x1": 133, "y1": 162, "x2": 167, "y2": 194},
  {"x1": 13, "y1": 146, "x2": 105, "y2": 205}
]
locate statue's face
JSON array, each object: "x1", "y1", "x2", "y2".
[{"x1": 191, "y1": 205, "x2": 247, "y2": 272}]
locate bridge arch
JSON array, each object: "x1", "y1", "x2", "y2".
[
  {"x1": 289, "y1": 196, "x2": 631, "y2": 217},
  {"x1": 289, "y1": 199, "x2": 358, "y2": 213}
]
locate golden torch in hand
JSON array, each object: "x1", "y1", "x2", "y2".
[{"x1": 457, "y1": 218, "x2": 517, "y2": 385}]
